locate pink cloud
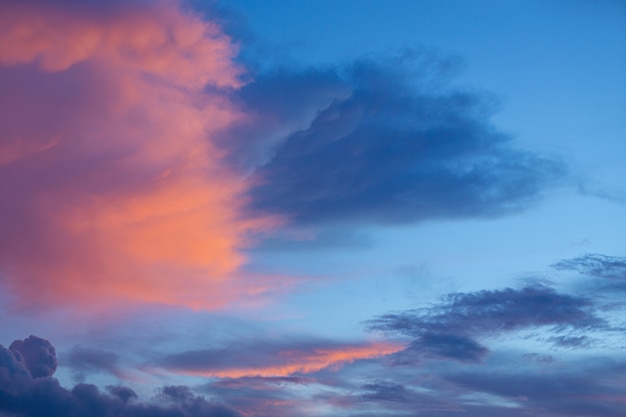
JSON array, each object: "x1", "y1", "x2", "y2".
[
  {"x1": 0, "y1": 0, "x2": 280, "y2": 311},
  {"x1": 157, "y1": 341, "x2": 404, "y2": 379}
]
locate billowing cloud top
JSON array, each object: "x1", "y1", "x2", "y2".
[
  {"x1": 0, "y1": 0, "x2": 277, "y2": 311},
  {"x1": 0, "y1": 336, "x2": 242, "y2": 417},
  {"x1": 9, "y1": 335, "x2": 57, "y2": 378}
]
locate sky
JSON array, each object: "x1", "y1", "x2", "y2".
[{"x1": 0, "y1": 0, "x2": 625, "y2": 416}]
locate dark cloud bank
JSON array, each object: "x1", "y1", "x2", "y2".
[
  {"x1": 0, "y1": 336, "x2": 240, "y2": 417},
  {"x1": 220, "y1": 54, "x2": 564, "y2": 228}
]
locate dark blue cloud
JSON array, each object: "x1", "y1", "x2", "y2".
[
  {"x1": 358, "y1": 380, "x2": 410, "y2": 403},
  {"x1": 407, "y1": 333, "x2": 488, "y2": 362},
  {"x1": 548, "y1": 335, "x2": 594, "y2": 348},
  {"x1": 0, "y1": 338, "x2": 241, "y2": 417},
  {"x1": 220, "y1": 55, "x2": 564, "y2": 227},
  {"x1": 368, "y1": 284, "x2": 603, "y2": 362},
  {"x1": 9, "y1": 335, "x2": 57, "y2": 378}
]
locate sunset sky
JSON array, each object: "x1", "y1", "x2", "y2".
[{"x1": 1, "y1": 1, "x2": 625, "y2": 416}]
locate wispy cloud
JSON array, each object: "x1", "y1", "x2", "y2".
[
  {"x1": 445, "y1": 363, "x2": 626, "y2": 417},
  {"x1": 61, "y1": 346, "x2": 123, "y2": 382},
  {"x1": 553, "y1": 254, "x2": 626, "y2": 281},
  {"x1": 155, "y1": 338, "x2": 402, "y2": 378},
  {"x1": 368, "y1": 284, "x2": 604, "y2": 361},
  {"x1": 219, "y1": 55, "x2": 564, "y2": 230}
]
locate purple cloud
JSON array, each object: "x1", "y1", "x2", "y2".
[
  {"x1": 9, "y1": 335, "x2": 57, "y2": 378},
  {"x1": 0, "y1": 338, "x2": 241, "y2": 417}
]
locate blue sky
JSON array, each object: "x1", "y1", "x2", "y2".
[{"x1": 1, "y1": 1, "x2": 625, "y2": 416}]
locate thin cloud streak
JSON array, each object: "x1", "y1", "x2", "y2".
[{"x1": 155, "y1": 339, "x2": 403, "y2": 378}]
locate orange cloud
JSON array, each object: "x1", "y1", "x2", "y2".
[
  {"x1": 0, "y1": 0, "x2": 279, "y2": 311},
  {"x1": 168, "y1": 342, "x2": 404, "y2": 378}
]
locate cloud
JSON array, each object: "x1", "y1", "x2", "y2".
[
  {"x1": 407, "y1": 333, "x2": 489, "y2": 362},
  {"x1": 295, "y1": 352, "x2": 626, "y2": 417},
  {"x1": 0, "y1": 0, "x2": 279, "y2": 311},
  {"x1": 548, "y1": 335, "x2": 594, "y2": 348},
  {"x1": 313, "y1": 376, "x2": 465, "y2": 415},
  {"x1": 552, "y1": 253, "x2": 626, "y2": 280},
  {"x1": 445, "y1": 362, "x2": 626, "y2": 417},
  {"x1": 205, "y1": 376, "x2": 313, "y2": 417},
  {"x1": 154, "y1": 338, "x2": 402, "y2": 378},
  {"x1": 9, "y1": 335, "x2": 57, "y2": 378},
  {"x1": 358, "y1": 380, "x2": 412, "y2": 403},
  {"x1": 368, "y1": 284, "x2": 603, "y2": 361},
  {"x1": 219, "y1": 55, "x2": 564, "y2": 228},
  {"x1": 0, "y1": 337, "x2": 241, "y2": 417},
  {"x1": 61, "y1": 346, "x2": 121, "y2": 382}
]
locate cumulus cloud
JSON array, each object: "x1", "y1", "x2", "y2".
[
  {"x1": 219, "y1": 55, "x2": 564, "y2": 228},
  {"x1": 0, "y1": 337, "x2": 241, "y2": 417},
  {"x1": 368, "y1": 284, "x2": 603, "y2": 362},
  {"x1": 0, "y1": 0, "x2": 278, "y2": 311},
  {"x1": 9, "y1": 335, "x2": 57, "y2": 378}
]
